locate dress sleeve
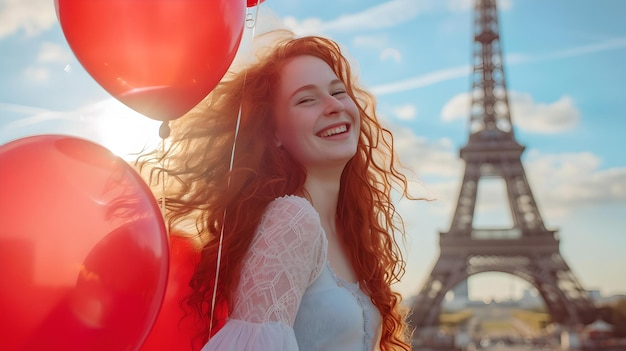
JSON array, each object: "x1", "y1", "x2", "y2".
[{"x1": 201, "y1": 196, "x2": 326, "y2": 351}]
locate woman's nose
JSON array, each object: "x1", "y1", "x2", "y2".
[{"x1": 323, "y1": 94, "x2": 345, "y2": 115}]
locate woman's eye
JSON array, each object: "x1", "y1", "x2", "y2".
[
  {"x1": 332, "y1": 90, "x2": 347, "y2": 97},
  {"x1": 297, "y1": 97, "x2": 315, "y2": 104}
]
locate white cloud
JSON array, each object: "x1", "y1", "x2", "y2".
[
  {"x1": 388, "y1": 120, "x2": 623, "y2": 226},
  {"x1": 351, "y1": 35, "x2": 402, "y2": 63},
  {"x1": 392, "y1": 126, "x2": 462, "y2": 179},
  {"x1": 392, "y1": 104, "x2": 417, "y2": 121},
  {"x1": 1, "y1": 109, "x2": 65, "y2": 131},
  {"x1": 19, "y1": 42, "x2": 74, "y2": 84},
  {"x1": 441, "y1": 93, "x2": 470, "y2": 122},
  {"x1": 509, "y1": 93, "x2": 580, "y2": 133},
  {"x1": 283, "y1": 0, "x2": 515, "y2": 37},
  {"x1": 0, "y1": 0, "x2": 58, "y2": 38},
  {"x1": 526, "y1": 151, "x2": 626, "y2": 214},
  {"x1": 440, "y1": 91, "x2": 580, "y2": 133},
  {"x1": 447, "y1": 0, "x2": 513, "y2": 11},
  {"x1": 383, "y1": 124, "x2": 461, "y2": 232},
  {"x1": 38, "y1": 42, "x2": 73, "y2": 63},
  {"x1": 23, "y1": 66, "x2": 49, "y2": 82},
  {"x1": 371, "y1": 35, "x2": 626, "y2": 97},
  {"x1": 353, "y1": 34, "x2": 389, "y2": 49},
  {"x1": 282, "y1": 16, "x2": 324, "y2": 36},
  {"x1": 284, "y1": 0, "x2": 430, "y2": 36},
  {"x1": 380, "y1": 48, "x2": 403, "y2": 63},
  {"x1": 0, "y1": 102, "x2": 52, "y2": 115},
  {"x1": 372, "y1": 65, "x2": 470, "y2": 95},
  {"x1": 445, "y1": 0, "x2": 472, "y2": 11},
  {"x1": 0, "y1": 105, "x2": 75, "y2": 143},
  {"x1": 535, "y1": 37, "x2": 626, "y2": 62},
  {"x1": 502, "y1": 37, "x2": 626, "y2": 69},
  {"x1": 410, "y1": 148, "x2": 626, "y2": 222},
  {"x1": 498, "y1": 0, "x2": 513, "y2": 10}
]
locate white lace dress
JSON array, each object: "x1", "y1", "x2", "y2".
[{"x1": 201, "y1": 195, "x2": 382, "y2": 351}]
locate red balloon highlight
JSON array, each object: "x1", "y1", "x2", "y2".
[
  {"x1": 0, "y1": 135, "x2": 169, "y2": 350},
  {"x1": 55, "y1": 0, "x2": 246, "y2": 121}
]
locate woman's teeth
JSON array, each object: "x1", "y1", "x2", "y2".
[{"x1": 319, "y1": 125, "x2": 347, "y2": 137}]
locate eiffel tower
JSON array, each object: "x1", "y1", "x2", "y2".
[{"x1": 408, "y1": 0, "x2": 596, "y2": 328}]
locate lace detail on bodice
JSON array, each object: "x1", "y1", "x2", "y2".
[{"x1": 230, "y1": 195, "x2": 327, "y2": 326}]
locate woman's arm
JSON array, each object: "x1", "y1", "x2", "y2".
[{"x1": 202, "y1": 196, "x2": 326, "y2": 350}]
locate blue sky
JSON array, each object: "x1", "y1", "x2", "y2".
[{"x1": 1, "y1": 0, "x2": 625, "y2": 302}]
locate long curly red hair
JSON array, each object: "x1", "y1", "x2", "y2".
[{"x1": 138, "y1": 30, "x2": 414, "y2": 350}]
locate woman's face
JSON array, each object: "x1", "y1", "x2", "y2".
[{"x1": 273, "y1": 55, "x2": 360, "y2": 172}]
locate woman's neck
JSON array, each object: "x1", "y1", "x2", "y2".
[
  {"x1": 303, "y1": 167, "x2": 358, "y2": 284},
  {"x1": 302, "y1": 169, "x2": 341, "y2": 228}
]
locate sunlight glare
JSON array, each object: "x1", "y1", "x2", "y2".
[{"x1": 94, "y1": 99, "x2": 164, "y2": 160}]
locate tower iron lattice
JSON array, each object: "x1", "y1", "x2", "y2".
[{"x1": 408, "y1": 0, "x2": 596, "y2": 329}]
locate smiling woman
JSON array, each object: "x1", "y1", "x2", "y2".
[{"x1": 134, "y1": 32, "x2": 416, "y2": 351}]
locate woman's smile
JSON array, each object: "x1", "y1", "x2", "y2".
[{"x1": 317, "y1": 123, "x2": 350, "y2": 138}]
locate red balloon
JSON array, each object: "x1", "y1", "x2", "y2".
[
  {"x1": 140, "y1": 235, "x2": 198, "y2": 350},
  {"x1": 55, "y1": 0, "x2": 246, "y2": 121},
  {"x1": 247, "y1": 0, "x2": 265, "y2": 7},
  {"x1": 0, "y1": 135, "x2": 169, "y2": 351},
  {"x1": 140, "y1": 235, "x2": 228, "y2": 351}
]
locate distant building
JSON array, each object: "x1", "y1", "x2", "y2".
[
  {"x1": 593, "y1": 293, "x2": 626, "y2": 306},
  {"x1": 453, "y1": 280, "x2": 469, "y2": 300},
  {"x1": 518, "y1": 289, "x2": 544, "y2": 310},
  {"x1": 588, "y1": 290, "x2": 601, "y2": 302}
]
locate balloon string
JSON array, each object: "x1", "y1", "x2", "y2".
[
  {"x1": 159, "y1": 120, "x2": 170, "y2": 238},
  {"x1": 160, "y1": 138, "x2": 166, "y2": 216},
  {"x1": 208, "y1": 77, "x2": 244, "y2": 336},
  {"x1": 208, "y1": 4, "x2": 259, "y2": 338}
]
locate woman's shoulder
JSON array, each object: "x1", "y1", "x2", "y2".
[
  {"x1": 268, "y1": 194, "x2": 313, "y2": 208},
  {"x1": 255, "y1": 195, "x2": 327, "y2": 282},
  {"x1": 264, "y1": 195, "x2": 319, "y2": 223},
  {"x1": 257, "y1": 195, "x2": 324, "y2": 243}
]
